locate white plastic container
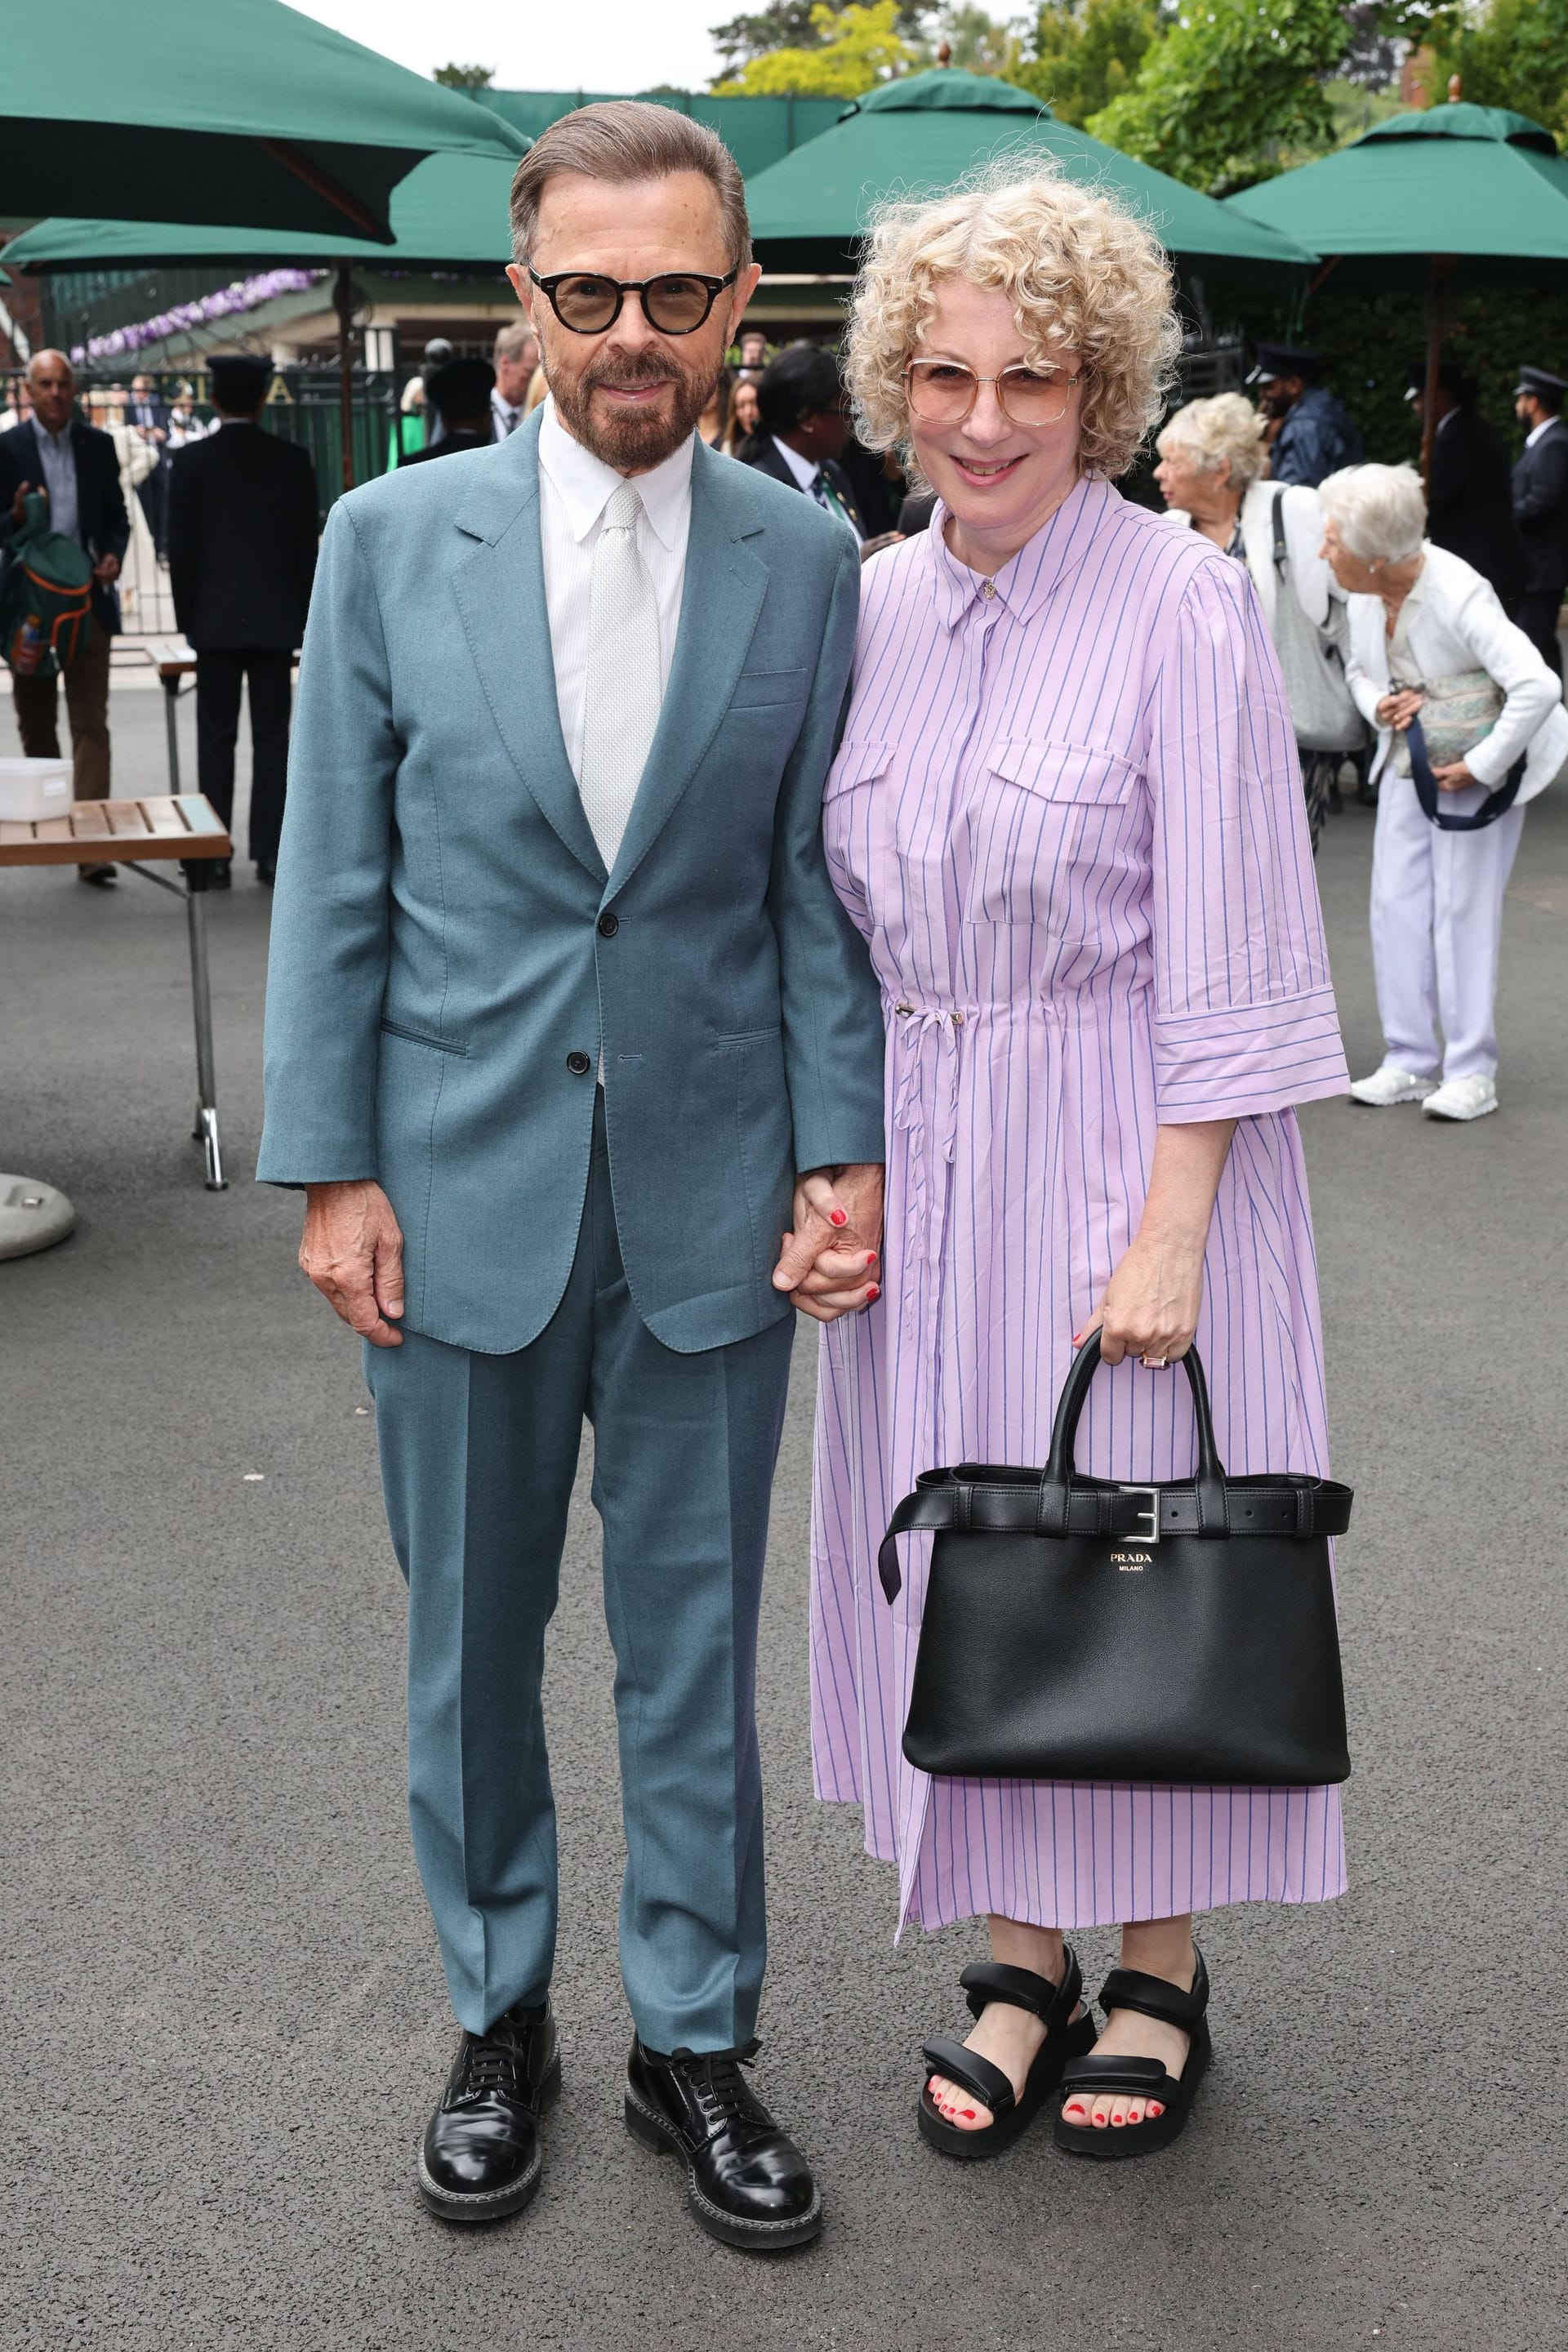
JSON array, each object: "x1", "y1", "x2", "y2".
[{"x1": 0, "y1": 757, "x2": 72, "y2": 822}]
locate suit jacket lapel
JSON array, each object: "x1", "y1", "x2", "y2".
[
  {"x1": 608, "y1": 439, "x2": 768, "y2": 893},
  {"x1": 450, "y1": 418, "x2": 607, "y2": 884}
]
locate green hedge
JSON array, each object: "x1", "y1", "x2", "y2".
[{"x1": 1210, "y1": 281, "x2": 1568, "y2": 463}]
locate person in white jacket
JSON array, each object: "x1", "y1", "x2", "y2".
[
  {"x1": 1154, "y1": 393, "x2": 1364, "y2": 847},
  {"x1": 1321, "y1": 462, "x2": 1567, "y2": 1121}
]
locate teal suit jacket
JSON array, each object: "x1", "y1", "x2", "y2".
[{"x1": 257, "y1": 416, "x2": 885, "y2": 1355}]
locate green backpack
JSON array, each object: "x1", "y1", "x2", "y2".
[{"x1": 2, "y1": 491, "x2": 95, "y2": 680}]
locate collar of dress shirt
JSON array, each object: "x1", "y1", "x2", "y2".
[
  {"x1": 924, "y1": 471, "x2": 1105, "y2": 630},
  {"x1": 771, "y1": 434, "x2": 820, "y2": 494},
  {"x1": 537, "y1": 398, "x2": 694, "y2": 550},
  {"x1": 1526, "y1": 416, "x2": 1557, "y2": 448},
  {"x1": 33, "y1": 418, "x2": 71, "y2": 453}
]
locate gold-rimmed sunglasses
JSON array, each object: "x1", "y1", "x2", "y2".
[{"x1": 903, "y1": 358, "x2": 1086, "y2": 428}]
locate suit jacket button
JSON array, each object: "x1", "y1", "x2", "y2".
[
  {"x1": 566, "y1": 1051, "x2": 592, "y2": 1076},
  {"x1": 597, "y1": 911, "x2": 619, "y2": 938}
]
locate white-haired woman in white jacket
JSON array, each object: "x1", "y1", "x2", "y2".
[{"x1": 1322, "y1": 461, "x2": 1567, "y2": 1122}]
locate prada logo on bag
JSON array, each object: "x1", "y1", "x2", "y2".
[{"x1": 1111, "y1": 1552, "x2": 1152, "y2": 1571}]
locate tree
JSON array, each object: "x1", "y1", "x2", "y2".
[
  {"x1": 933, "y1": 6, "x2": 1028, "y2": 75},
  {"x1": 1433, "y1": 0, "x2": 1568, "y2": 143},
  {"x1": 713, "y1": 1, "x2": 919, "y2": 95},
  {"x1": 1012, "y1": 0, "x2": 1157, "y2": 127},
  {"x1": 1086, "y1": 0, "x2": 1351, "y2": 193},
  {"x1": 708, "y1": 0, "x2": 925, "y2": 81},
  {"x1": 432, "y1": 64, "x2": 496, "y2": 94}
]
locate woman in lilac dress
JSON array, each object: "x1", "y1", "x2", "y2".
[{"x1": 796, "y1": 172, "x2": 1350, "y2": 2161}]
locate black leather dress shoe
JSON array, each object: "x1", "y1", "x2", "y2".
[
  {"x1": 625, "y1": 2038, "x2": 822, "y2": 2251},
  {"x1": 417, "y1": 1998, "x2": 559, "y2": 2222}
]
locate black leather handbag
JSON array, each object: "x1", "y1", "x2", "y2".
[{"x1": 880, "y1": 1333, "x2": 1352, "y2": 1788}]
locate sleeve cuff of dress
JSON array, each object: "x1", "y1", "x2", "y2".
[{"x1": 1155, "y1": 987, "x2": 1349, "y2": 1120}]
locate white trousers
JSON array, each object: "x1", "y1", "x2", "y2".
[{"x1": 1370, "y1": 773, "x2": 1524, "y2": 1083}]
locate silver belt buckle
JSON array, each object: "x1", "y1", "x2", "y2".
[{"x1": 1116, "y1": 1484, "x2": 1160, "y2": 1544}]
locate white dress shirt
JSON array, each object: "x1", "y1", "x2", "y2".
[
  {"x1": 536, "y1": 399, "x2": 693, "y2": 784},
  {"x1": 1526, "y1": 416, "x2": 1556, "y2": 449},
  {"x1": 491, "y1": 387, "x2": 523, "y2": 441},
  {"x1": 770, "y1": 433, "x2": 819, "y2": 492}
]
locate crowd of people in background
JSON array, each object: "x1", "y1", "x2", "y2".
[{"x1": 2, "y1": 314, "x2": 1565, "y2": 1118}]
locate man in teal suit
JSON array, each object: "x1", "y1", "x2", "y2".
[{"x1": 257, "y1": 105, "x2": 884, "y2": 2250}]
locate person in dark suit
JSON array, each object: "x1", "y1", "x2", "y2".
[
  {"x1": 0, "y1": 348, "x2": 129, "y2": 884},
  {"x1": 1407, "y1": 359, "x2": 1526, "y2": 611},
  {"x1": 403, "y1": 358, "x2": 497, "y2": 463},
  {"x1": 737, "y1": 345, "x2": 865, "y2": 537},
  {"x1": 1511, "y1": 364, "x2": 1568, "y2": 676},
  {"x1": 167, "y1": 354, "x2": 319, "y2": 884},
  {"x1": 127, "y1": 372, "x2": 171, "y2": 557}
]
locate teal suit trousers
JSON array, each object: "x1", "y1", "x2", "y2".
[{"x1": 366, "y1": 1099, "x2": 795, "y2": 2051}]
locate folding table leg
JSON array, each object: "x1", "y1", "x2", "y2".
[
  {"x1": 162, "y1": 672, "x2": 182, "y2": 792},
  {"x1": 185, "y1": 866, "x2": 227, "y2": 1191}
]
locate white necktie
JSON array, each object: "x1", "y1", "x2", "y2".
[{"x1": 578, "y1": 480, "x2": 661, "y2": 870}]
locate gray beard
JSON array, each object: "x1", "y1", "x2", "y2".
[{"x1": 551, "y1": 355, "x2": 711, "y2": 471}]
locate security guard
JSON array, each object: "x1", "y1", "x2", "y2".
[
  {"x1": 1250, "y1": 342, "x2": 1364, "y2": 489},
  {"x1": 1511, "y1": 364, "x2": 1568, "y2": 676},
  {"x1": 1407, "y1": 359, "x2": 1525, "y2": 611}
]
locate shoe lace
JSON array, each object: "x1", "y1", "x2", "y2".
[
  {"x1": 451, "y1": 2021, "x2": 530, "y2": 2107},
  {"x1": 670, "y1": 2038, "x2": 768, "y2": 2139}
]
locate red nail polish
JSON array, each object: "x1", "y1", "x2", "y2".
[
  {"x1": 866, "y1": 1284, "x2": 880, "y2": 1303},
  {"x1": 1149, "y1": 2103, "x2": 1164, "y2": 2117},
  {"x1": 1071, "y1": 1331, "x2": 1082, "y2": 1344},
  {"x1": 829, "y1": 1208, "x2": 848, "y2": 1227},
  {"x1": 866, "y1": 1251, "x2": 878, "y2": 1265},
  {"x1": 1063, "y1": 2104, "x2": 1084, "y2": 2118},
  {"x1": 961, "y1": 2109, "x2": 976, "y2": 2120}
]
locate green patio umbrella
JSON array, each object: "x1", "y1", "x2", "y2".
[
  {"x1": 2, "y1": 153, "x2": 518, "y2": 277},
  {"x1": 1227, "y1": 97, "x2": 1568, "y2": 477},
  {"x1": 3, "y1": 150, "x2": 526, "y2": 492},
  {"x1": 745, "y1": 69, "x2": 1317, "y2": 282},
  {"x1": 3, "y1": 0, "x2": 524, "y2": 244}
]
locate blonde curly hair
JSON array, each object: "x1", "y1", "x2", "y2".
[
  {"x1": 1156, "y1": 392, "x2": 1268, "y2": 492},
  {"x1": 845, "y1": 161, "x2": 1181, "y2": 482}
]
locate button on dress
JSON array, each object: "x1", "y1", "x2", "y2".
[{"x1": 810, "y1": 477, "x2": 1352, "y2": 1933}]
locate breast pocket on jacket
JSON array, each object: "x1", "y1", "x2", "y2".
[
  {"x1": 964, "y1": 737, "x2": 1138, "y2": 929},
  {"x1": 730, "y1": 666, "x2": 809, "y2": 710}
]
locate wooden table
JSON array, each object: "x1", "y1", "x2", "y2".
[{"x1": 0, "y1": 795, "x2": 233, "y2": 1189}]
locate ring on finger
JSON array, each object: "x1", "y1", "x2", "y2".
[{"x1": 1142, "y1": 1355, "x2": 1168, "y2": 1369}]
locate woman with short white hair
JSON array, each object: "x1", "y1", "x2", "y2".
[
  {"x1": 802, "y1": 166, "x2": 1351, "y2": 2165},
  {"x1": 1154, "y1": 393, "x2": 1362, "y2": 848},
  {"x1": 1321, "y1": 461, "x2": 1567, "y2": 1120}
]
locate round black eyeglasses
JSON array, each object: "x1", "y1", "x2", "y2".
[{"x1": 528, "y1": 265, "x2": 739, "y2": 336}]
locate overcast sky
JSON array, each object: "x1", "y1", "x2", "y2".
[{"x1": 290, "y1": 1, "x2": 728, "y2": 100}]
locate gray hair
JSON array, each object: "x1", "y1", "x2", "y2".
[
  {"x1": 1319, "y1": 462, "x2": 1428, "y2": 564},
  {"x1": 1156, "y1": 392, "x2": 1267, "y2": 493},
  {"x1": 492, "y1": 321, "x2": 537, "y2": 363},
  {"x1": 509, "y1": 100, "x2": 751, "y2": 272}
]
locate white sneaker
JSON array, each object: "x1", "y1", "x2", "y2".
[
  {"x1": 1423, "y1": 1074, "x2": 1498, "y2": 1121},
  {"x1": 1348, "y1": 1066, "x2": 1438, "y2": 1107}
]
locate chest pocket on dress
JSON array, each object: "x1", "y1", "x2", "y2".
[
  {"x1": 823, "y1": 737, "x2": 893, "y2": 918},
  {"x1": 964, "y1": 737, "x2": 1138, "y2": 928}
]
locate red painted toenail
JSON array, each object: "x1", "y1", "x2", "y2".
[
  {"x1": 1064, "y1": 2103, "x2": 1085, "y2": 2118},
  {"x1": 1149, "y1": 2103, "x2": 1164, "y2": 2117},
  {"x1": 962, "y1": 2109, "x2": 976, "y2": 2120}
]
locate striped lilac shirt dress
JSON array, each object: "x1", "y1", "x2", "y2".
[{"x1": 810, "y1": 477, "x2": 1352, "y2": 1934}]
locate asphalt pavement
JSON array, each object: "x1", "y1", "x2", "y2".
[{"x1": 2, "y1": 679, "x2": 1564, "y2": 2350}]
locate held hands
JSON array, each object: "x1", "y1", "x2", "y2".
[
  {"x1": 1430, "y1": 760, "x2": 1476, "y2": 792},
  {"x1": 1375, "y1": 688, "x2": 1423, "y2": 732},
  {"x1": 91, "y1": 552, "x2": 121, "y2": 585},
  {"x1": 772, "y1": 1163, "x2": 885, "y2": 1324},
  {"x1": 300, "y1": 1180, "x2": 406, "y2": 1347}
]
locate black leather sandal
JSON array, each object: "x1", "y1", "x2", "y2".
[
  {"x1": 1054, "y1": 1948, "x2": 1211, "y2": 2160},
  {"x1": 918, "y1": 1950, "x2": 1096, "y2": 2161}
]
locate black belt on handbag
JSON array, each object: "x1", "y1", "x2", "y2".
[{"x1": 878, "y1": 1468, "x2": 1354, "y2": 1601}]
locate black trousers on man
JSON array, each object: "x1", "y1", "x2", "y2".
[
  {"x1": 1516, "y1": 588, "x2": 1565, "y2": 679},
  {"x1": 196, "y1": 648, "x2": 292, "y2": 870}
]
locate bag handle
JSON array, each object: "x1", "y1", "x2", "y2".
[
  {"x1": 1405, "y1": 712, "x2": 1523, "y2": 833},
  {"x1": 1040, "y1": 1330, "x2": 1227, "y2": 1538}
]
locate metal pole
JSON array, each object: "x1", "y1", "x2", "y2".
[
  {"x1": 1420, "y1": 254, "x2": 1450, "y2": 493},
  {"x1": 335, "y1": 261, "x2": 355, "y2": 496},
  {"x1": 185, "y1": 872, "x2": 227, "y2": 1190},
  {"x1": 161, "y1": 672, "x2": 181, "y2": 791}
]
